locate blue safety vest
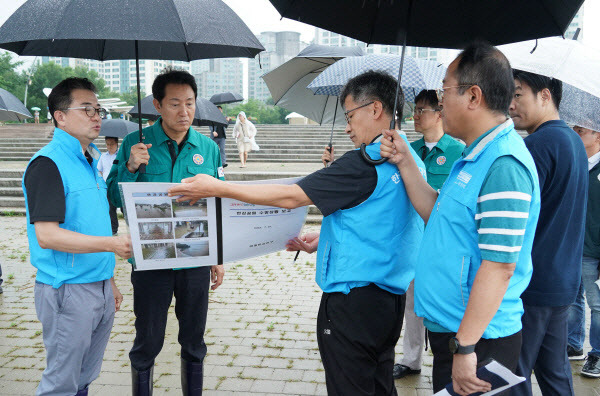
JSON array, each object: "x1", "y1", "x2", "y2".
[
  {"x1": 414, "y1": 120, "x2": 540, "y2": 339},
  {"x1": 22, "y1": 128, "x2": 115, "y2": 288},
  {"x1": 316, "y1": 138, "x2": 425, "y2": 294}
]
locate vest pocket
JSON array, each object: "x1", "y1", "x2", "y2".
[
  {"x1": 460, "y1": 255, "x2": 471, "y2": 306},
  {"x1": 186, "y1": 165, "x2": 215, "y2": 178}
]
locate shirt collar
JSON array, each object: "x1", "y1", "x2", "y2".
[
  {"x1": 589, "y1": 151, "x2": 600, "y2": 170},
  {"x1": 412, "y1": 133, "x2": 452, "y2": 153},
  {"x1": 153, "y1": 118, "x2": 199, "y2": 147},
  {"x1": 463, "y1": 119, "x2": 513, "y2": 161}
]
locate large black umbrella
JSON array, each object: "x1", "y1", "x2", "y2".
[
  {"x1": 0, "y1": 88, "x2": 32, "y2": 121},
  {"x1": 269, "y1": 0, "x2": 584, "y2": 164},
  {"x1": 129, "y1": 95, "x2": 228, "y2": 127},
  {"x1": 99, "y1": 119, "x2": 139, "y2": 139},
  {"x1": 0, "y1": 0, "x2": 264, "y2": 171},
  {"x1": 209, "y1": 92, "x2": 244, "y2": 105}
]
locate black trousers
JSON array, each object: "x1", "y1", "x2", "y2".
[
  {"x1": 107, "y1": 192, "x2": 118, "y2": 234},
  {"x1": 428, "y1": 330, "x2": 522, "y2": 394},
  {"x1": 317, "y1": 284, "x2": 405, "y2": 396},
  {"x1": 129, "y1": 266, "x2": 210, "y2": 371}
]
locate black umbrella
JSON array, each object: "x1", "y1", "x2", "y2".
[
  {"x1": 0, "y1": 87, "x2": 32, "y2": 121},
  {"x1": 99, "y1": 119, "x2": 139, "y2": 139},
  {"x1": 209, "y1": 92, "x2": 244, "y2": 105},
  {"x1": 269, "y1": 0, "x2": 584, "y2": 164},
  {"x1": 129, "y1": 95, "x2": 228, "y2": 127},
  {"x1": 0, "y1": 0, "x2": 264, "y2": 171}
]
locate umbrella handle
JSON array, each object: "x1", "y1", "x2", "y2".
[
  {"x1": 138, "y1": 163, "x2": 146, "y2": 173},
  {"x1": 360, "y1": 143, "x2": 387, "y2": 165}
]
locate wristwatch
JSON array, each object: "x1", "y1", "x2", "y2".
[{"x1": 449, "y1": 337, "x2": 476, "y2": 354}]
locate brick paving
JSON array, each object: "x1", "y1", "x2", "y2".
[{"x1": 0, "y1": 216, "x2": 598, "y2": 395}]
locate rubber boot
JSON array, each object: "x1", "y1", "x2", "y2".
[
  {"x1": 181, "y1": 358, "x2": 203, "y2": 395},
  {"x1": 131, "y1": 365, "x2": 153, "y2": 396}
]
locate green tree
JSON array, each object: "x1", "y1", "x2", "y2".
[
  {"x1": 25, "y1": 62, "x2": 112, "y2": 122},
  {"x1": 223, "y1": 98, "x2": 290, "y2": 124},
  {"x1": 0, "y1": 52, "x2": 26, "y2": 102}
]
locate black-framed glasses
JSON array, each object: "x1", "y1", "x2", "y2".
[
  {"x1": 414, "y1": 108, "x2": 440, "y2": 116},
  {"x1": 65, "y1": 106, "x2": 107, "y2": 118},
  {"x1": 435, "y1": 85, "x2": 474, "y2": 102},
  {"x1": 344, "y1": 101, "x2": 374, "y2": 124}
]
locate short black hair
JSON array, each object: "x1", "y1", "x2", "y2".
[
  {"x1": 339, "y1": 70, "x2": 404, "y2": 119},
  {"x1": 513, "y1": 70, "x2": 562, "y2": 110},
  {"x1": 455, "y1": 41, "x2": 514, "y2": 114},
  {"x1": 48, "y1": 77, "x2": 97, "y2": 127},
  {"x1": 414, "y1": 90, "x2": 440, "y2": 110},
  {"x1": 217, "y1": 105, "x2": 222, "y2": 110},
  {"x1": 104, "y1": 136, "x2": 118, "y2": 144},
  {"x1": 152, "y1": 67, "x2": 197, "y2": 104}
]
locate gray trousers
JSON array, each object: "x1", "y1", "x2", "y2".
[
  {"x1": 399, "y1": 281, "x2": 425, "y2": 369},
  {"x1": 34, "y1": 280, "x2": 114, "y2": 396},
  {"x1": 213, "y1": 137, "x2": 227, "y2": 165}
]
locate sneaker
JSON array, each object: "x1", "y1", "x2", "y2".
[
  {"x1": 567, "y1": 345, "x2": 585, "y2": 360},
  {"x1": 393, "y1": 364, "x2": 421, "y2": 379},
  {"x1": 581, "y1": 355, "x2": 600, "y2": 378}
]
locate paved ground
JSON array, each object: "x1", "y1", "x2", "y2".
[{"x1": 0, "y1": 216, "x2": 598, "y2": 395}]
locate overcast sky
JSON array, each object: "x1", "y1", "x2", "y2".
[{"x1": 0, "y1": 0, "x2": 598, "y2": 64}]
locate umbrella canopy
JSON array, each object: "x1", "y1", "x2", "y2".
[
  {"x1": 262, "y1": 44, "x2": 364, "y2": 125},
  {"x1": 0, "y1": 87, "x2": 32, "y2": 121},
  {"x1": 269, "y1": 0, "x2": 584, "y2": 49},
  {"x1": 129, "y1": 95, "x2": 228, "y2": 127},
  {"x1": 0, "y1": 0, "x2": 264, "y2": 61},
  {"x1": 30, "y1": 106, "x2": 41, "y2": 111},
  {"x1": 308, "y1": 54, "x2": 446, "y2": 103},
  {"x1": 209, "y1": 92, "x2": 243, "y2": 105},
  {"x1": 99, "y1": 119, "x2": 140, "y2": 139},
  {"x1": 499, "y1": 36, "x2": 600, "y2": 98},
  {"x1": 560, "y1": 85, "x2": 600, "y2": 133}
]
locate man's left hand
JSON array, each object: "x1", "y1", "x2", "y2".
[
  {"x1": 211, "y1": 265, "x2": 225, "y2": 290},
  {"x1": 110, "y1": 281, "x2": 123, "y2": 312},
  {"x1": 452, "y1": 353, "x2": 491, "y2": 396},
  {"x1": 168, "y1": 174, "x2": 222, "y2": 204}
]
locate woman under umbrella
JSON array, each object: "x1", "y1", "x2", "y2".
[{"x1": 232, "y1": 111, "x2": 256, "y2": 168}]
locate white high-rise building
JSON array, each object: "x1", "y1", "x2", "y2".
[
  {"x1": 565, "y1": 6, "x2": 584, "y2": 41},
  {"x1": 313, "y1": 28, "x2": 439, "y2": 62},
  {"x1": 247, "y1": 31, "x2": 307, "y2": 102},
  {"x1": 192, "y1": 58, "x2": 244, "y2": 99},
  {"x1": 40, "y1": 57, "x2": 191, "y2": 95}
]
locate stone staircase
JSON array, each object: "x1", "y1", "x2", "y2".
[{"x1": 0, "y1": 123, "x2": 528, "y2": 223}]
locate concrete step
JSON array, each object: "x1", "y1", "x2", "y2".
[
  {"x1": 0, "y1": 207, "x2": 26, "y2": 216},
  {"x1": 0, "y1": 187, "x2": 22, "y2": 196},
  {"x1": 0, "y1": 178, "x2": 21, "y2": 187},
  {"x1": 0, "y1": 196, "x2": 24, "y2": 207}
]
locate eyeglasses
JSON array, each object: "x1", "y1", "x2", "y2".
[
  {"x1": 414, "y1": 108, "x2": 439, "y2": 116},
  {"x1": 435, "y1": 85, "x2": 474, "y2": 102},
  {"x1": 344, "y1": 101, "x2": 374, "y2": 124},
  {"x1": 64, "y1": 106, "x2": 107, "y2": 118}
]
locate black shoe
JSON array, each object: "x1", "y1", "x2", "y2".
[
  {"x1": 393, "y1": 363, "x2": 421, "y2": 379},
  {"x1": 581, "y1": 354, "x2": 600, "y2": 378},
  {"x1": 181, "y1": 358, "x2": 203, "y2": 395},
  {"x1": 131, "y1": 366, "x2": 153, "y2": 396},
  {"x1": 567, "y1": 345, "x2": 585, "y2": 360},
  {"x1": 223, "y1": 163, "x2": 228, "y2": 168}
]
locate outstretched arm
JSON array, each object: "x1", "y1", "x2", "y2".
[{"x1": 168, "y1": 174, "x2": 313, "y2": 209}]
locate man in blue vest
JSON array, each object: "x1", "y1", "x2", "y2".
[
  {"x1": 393, "y1": 89, "x2": 465, "y2": 380},
  {"x1": 22, "y1": 77, "x2": 132, "y2": 396},
  {"x1": 168, "y1": 70, "x2": 425, "y2": 395},
  {"x1": 381, "y1": 42, "x2": 541, "y2": 395},
  {"x1": 509, "y1": 71, "x2": 588, "y2": 395}
]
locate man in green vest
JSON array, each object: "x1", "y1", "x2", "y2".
[
  {"x1": 107, "y1": 68, "x2": 225, "y2": 396},
  {"x1": 393, "y1": 90, "x2": 464, "y2": 379}
]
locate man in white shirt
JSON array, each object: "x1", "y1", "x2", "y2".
[{"x1": 97, "y1": 136, "x2": 119, "y2": 235}]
